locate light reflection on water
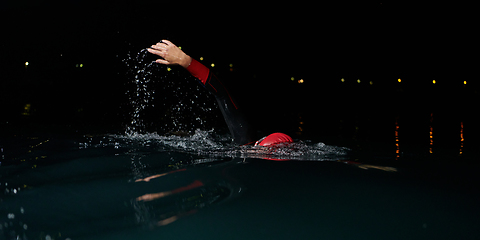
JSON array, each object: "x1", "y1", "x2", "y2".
[
  {"x1": 459, "y1": 121, "x2": 464, "y2": 155},
  {"x1": 391, "y1": 112, "x2": 470, "y2": 161}
]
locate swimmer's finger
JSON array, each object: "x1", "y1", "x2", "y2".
[
  {"x1": 147, "y1": 48, "x2": 164, "y2": 57},
  {"x1": 155, "y1": 42, "x2": 167, "y2": 48},
  {"x1": 151, "y1": 44, "x2": 167, "y2": 51},
  {"x1": 155, "y1": 59, "x2": 170, "y2": 65},
  {"x1": 161, "y1": 39, "x2": 173, "y2": 46}
]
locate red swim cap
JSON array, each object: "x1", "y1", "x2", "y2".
[{"x1": 254, "y1": 132, "x2": 293, "y2": 147}]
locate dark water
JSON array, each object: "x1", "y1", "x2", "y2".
[{"x1": 1, "y1": 109, "x2": 480, "y2": 240}]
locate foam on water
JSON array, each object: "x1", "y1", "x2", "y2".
[{"x1": 95, "y1": 129, "x2": 350, "y2": 162}]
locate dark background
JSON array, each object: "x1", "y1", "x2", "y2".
[{"x1": 1, "y1": 1, "x2": 477, "y2": 143}]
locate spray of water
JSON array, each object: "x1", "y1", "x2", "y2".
[
  {"x1": 122, "y1": 48, "x2": 219, "y2": 136},
  {"x1": 123, "y1": 49, "x2": 155, "y2": 134}
]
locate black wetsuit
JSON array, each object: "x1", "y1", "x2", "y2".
[{"x1": 187, "y1": 59, "x2": 255, "y2": 145}]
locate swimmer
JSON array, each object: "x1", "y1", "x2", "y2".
[{"x1": 147, "y1": 40, "x2": 293, "y2": 147}]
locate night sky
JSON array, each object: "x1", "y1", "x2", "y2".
[
  {"x1": 2, "y1": 2, "x2": 472, "y2": 74},
  {"x1": 0, "y1": 1, "x2": 475, "y2": 128}
]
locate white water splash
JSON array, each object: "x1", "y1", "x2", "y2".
[
  {"x1": 123, "y1": 49, "x2": 156, "y2": 134},
  {"x1": 100, "y1": 129, "x2": 350, "y2": 161},
  {"x1": 122, "y1": 48, "x2": 220, "y2": 135}
]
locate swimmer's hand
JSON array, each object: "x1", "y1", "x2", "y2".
[{"x1": 147, "y1": 40, "x2": 192, "y2": 68}]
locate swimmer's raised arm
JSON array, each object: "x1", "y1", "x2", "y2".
[
  {"x1": 148, "y1": 40, "x2": 210, "y2": 84},
  {"x1": 147, "y1": 40, "x2": 192, "y2": 68},
  {"x1": 147, "y1": 40, "x2": 255, "y2": 145}
]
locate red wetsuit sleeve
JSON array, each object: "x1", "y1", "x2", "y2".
[{"x1": 186, "y1": 58, "x2": 210, "y2": 85}]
